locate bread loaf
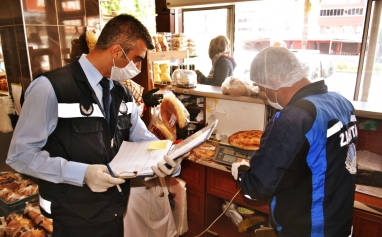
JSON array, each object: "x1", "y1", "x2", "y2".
[
  {"x1": 221, "y1": 77, "x2": 252, "y2": 96},
  {"x1": 149, "y1": 123, "x2": 176, "y2": 141},
  {"x1": 160, "y1": 96, "x2": 187, "y2": 132}
]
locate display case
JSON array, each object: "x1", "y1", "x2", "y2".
[{"x1": 148, "y1": 50, "x2": 189, "y2": 88}]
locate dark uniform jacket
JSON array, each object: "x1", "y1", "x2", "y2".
[
  {"x1": 39, "y1": 58, "x2": 133, "y2": 226},
  {"x1": 238, "y1": 81, "x2": 358, "y2": 237}
]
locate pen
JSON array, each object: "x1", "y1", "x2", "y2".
[{"x1": 106, "y1": 163, "x2": 123, "y2": 196}]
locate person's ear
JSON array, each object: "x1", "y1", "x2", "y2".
[{"x1": 110, "y1": 44, "x2": 122, "y2": 59}]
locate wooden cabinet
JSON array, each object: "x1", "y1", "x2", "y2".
[
  {"x1": 353, "y1": 209, "x2": 382, "y2": 237},
  {"x1": 179, "y1": 159, "x2": 382, "y2": 237},
  {"x1": 179, "y1": 159, "x2": 272, "y2": 237},
  {"x1": 205, "y1": 167, "x2": 270, "y2": 237},
  {"x1": 179, "y1": 160, "x2": 206, "y2": 237}
]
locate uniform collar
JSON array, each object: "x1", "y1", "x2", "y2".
[
  {"x1": 78, "y1": 54, "x2": 114, "y2": 89},
  {"x1": 287, "y1": 80, "x2": 328, "y2": 106}
]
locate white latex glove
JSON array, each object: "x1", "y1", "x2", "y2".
[
  {"x1": 145, "y1": 152, "x2": 189, "y2": 181},
  {"x1": 231, "y1": 160, "x2": 250, "y2": 180},
  {"x1": 84, "y1": 164, "x2": 125, "y2": 192}
]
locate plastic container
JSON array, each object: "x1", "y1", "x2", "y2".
[{"x1": 171, "y1": 69, "x2": 197, "y2": 88}]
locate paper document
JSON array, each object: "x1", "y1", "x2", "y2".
[
  {"x1": 110, "y1": 140, "x2": 172, "y2": 178},
  {"x1": 110, "y1": 119, "x2": 218, "y2": 178}
]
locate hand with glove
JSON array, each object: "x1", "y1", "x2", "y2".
[
  {"x1": 143, "y1": 88, "x2": 163, "y2": 107},
  {"x1": 231, "y1": 160, "x2": 250, "y2": 181},
  {"x1": 145, "y1": 152, "x2": 189, "y2": 181},
  {"x1": 84, "y1": 164, "x2": 125, "y2": 192}
]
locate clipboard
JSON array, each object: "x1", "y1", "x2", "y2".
[{"x1": 109, "y1": 119, "x2": 218, "y2": 178}]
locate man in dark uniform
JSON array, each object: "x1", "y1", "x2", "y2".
[
  {"x1": 7, "y1": 14, "x2": 182, "y2": 237},
  {"x1": 232, "y1": 47, "x2": 358, "y2": 237}
]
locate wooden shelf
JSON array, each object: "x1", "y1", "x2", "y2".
[{"x1": 148, "y1": 50, "x2": 188, "y2": 62}]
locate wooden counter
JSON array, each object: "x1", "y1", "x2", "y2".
[{"x1": 353, "y1": 101, "x2": 382, "y2": 120}]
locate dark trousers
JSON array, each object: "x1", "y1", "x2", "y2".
[{"x1": 52, "y1": 217, "x2": 123, "y2": 237}]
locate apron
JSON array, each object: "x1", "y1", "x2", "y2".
[{"x1": 124, "y1": 178, "x2": 177, "y2": 237}]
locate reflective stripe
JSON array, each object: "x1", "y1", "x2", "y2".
[
  {"x1": 58, "y1": 102, "x2": 133, "y2": 118},
  {"x1": 39, "y1": 194, "x2": 52, "y2": 214},
  {"x1": 58, "y1": 103, "x2": 104, "y2": 118},
  {"x1": 327, "y1": 121, "x2": 343, "y2": 138}
]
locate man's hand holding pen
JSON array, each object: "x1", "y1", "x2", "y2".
[{"x1": 84, "y1": 164, "x2": 125, "y2": 192}]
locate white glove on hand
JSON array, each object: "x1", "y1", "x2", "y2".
[
  {"x1": 231, "y1": 160, "x2": 250, "y2": 180},
  {"x1": 84, "y1": 165, "x2": 125, "y2": 192},
  {"x1": 146, "y1": 152, "x2": 189, "y2": 181}
]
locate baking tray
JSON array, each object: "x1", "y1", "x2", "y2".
[{"x1": 0, "y1": 193, "x2": 38, "y2": 216}]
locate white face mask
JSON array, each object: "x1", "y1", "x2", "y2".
[
  {"x1": 110, "y1": 48, "x2": 141, "y2": 81},
  {"x1": 265, "y1": 89, "x2": 283, "y2": 110}
]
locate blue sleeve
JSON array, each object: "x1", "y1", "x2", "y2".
[
  {"x1": 239, "y1": 105, "x2": 315, "y2": 199},
  {"x1": 6, "y1": 76, "x2": 88, "y2": 186}
]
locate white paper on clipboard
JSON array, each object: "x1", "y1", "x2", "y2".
[{"x1": 110, "y1": 119, "x2": 218, "y2": 178}]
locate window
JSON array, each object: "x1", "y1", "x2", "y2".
[
  {"x1": 183, "y1": 7, "x2": 232, "y2": 77},
  {"x1": 182, "y1": 0, "x2": 380, "y2": 103},
  {"x1": 356, "y1": 1, "x2": 382, "y2": 102}
]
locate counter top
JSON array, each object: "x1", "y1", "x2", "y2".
[
  {"x1": 157, "y1": 84, "x2": 267, "y2": 104},
  {"x1": 158, "y1": 84, "x2": 382, "y2": 120},
  {"x1": 352, "y1": 101, "x2": 382, "y2": 120}
]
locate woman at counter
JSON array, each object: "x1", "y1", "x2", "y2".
[{"x1": 195, "y1": 35, "x2": 237, "y2": 86}]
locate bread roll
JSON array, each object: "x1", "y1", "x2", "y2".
[
  {"x1": 24, "y1": 202, "x2": 53, "y2": 234},
  {"x1": 160, "y1": 96, "x2": 187, "y2": 132},
  {"x1": 5, "y1": 213, "x2": 33, "y2": 237}
]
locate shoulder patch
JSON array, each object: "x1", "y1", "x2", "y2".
[{"x1": 79, "y1": 97, "x2": 94, "y2": 116}]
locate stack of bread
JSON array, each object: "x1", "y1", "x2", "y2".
[
  {"x1": 153, "y1": 63, "x2": 171, "y2": 84},
  {"x1": 0, "y1": 202, "x2": 53, "y2": 237},
  {"x1": 152, "y1": 33, "x2": 169, "y2": 52}
]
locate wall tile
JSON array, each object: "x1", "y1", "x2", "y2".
[
  {"x1": 57, "y1": 0, "x2": 86, "y2": 25},
  {"x1": 0, "y1": 0, "x2": 15, "y2": 26},
  {"x1": 26, "y1": 25, "x2": 61, "y2": 75},
  {"x1": 11, "y1": 0, "x2": 23, "y2": 25},
  {"x1": 23, "y1": 0, "x2": 58, "y2": 25}
]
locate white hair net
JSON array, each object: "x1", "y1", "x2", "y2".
[{"x1": 250, "y1": 47, "x2": 310, "y2": 90}]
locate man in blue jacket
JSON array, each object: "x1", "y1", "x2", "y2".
[{"x1": 232, "y1": 47, "x2": 358, "y2": 237}]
